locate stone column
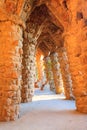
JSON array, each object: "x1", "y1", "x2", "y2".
[
  {"x1": 0, "y1": 21, "x2": 23, "y2": 121},
  {"x1": 50, "y1": 53, "x2": 63, "y2": 94},
  {"x1": 63, "y1": 1, "x2": 87, "y2": 113},
  {"x1": 44, "y1": 56, "x2": 55, "y2": 91},
  {"x1": 22, "y1": 34, "x2": 36, "y2": 102},
  {"x1": 57, "y1": 47, "x2": 74, "y2": 99},
  {"x1": 65, "y1": 32, "x2": 87, "y2": 113}
]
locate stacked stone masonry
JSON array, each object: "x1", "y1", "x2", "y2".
[
  {"x1": 64, "y1": 1, "x2": 87, "y2": 113},
  {"x1": 50, "y1": 52, "x2": 63, "y2": 94},
  {"x1": 45, "y1": 0, "x2": 87, "y2": 113},
  {"x1": 57, "y1": 47, "x2": 74, "y2": 99},
  {"x1": 0, "y1": 21, "x2": 23, "y2": 121},
  {"x1": 44, "y1": 57, "x2": 55, "y2": 91},
  {"x1": 65, "y1": 32, "x2": 87, "y2": 112},
  {"x1": 22, "y1": 31, "x2": 36, "y2": 103},
  {"x1": 0, "y1": 0, "x2": 87, "y2": 122}
]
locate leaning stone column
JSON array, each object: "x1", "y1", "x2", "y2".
[
  {"x1": 50, "y1": 52, "x2": 63, "y2": 94},
  {"x1": 44, "y1": 56, "x2": 55, "y2": 91},
  {"x1": 0, "y1": 21, "x2": 23, "y2": 121},
  {"x1": 22, "y1": 32, "x2": 36, "y2": 103},
  {"x1": 57, "y1": 47, "x2": 74, "y2": 99}
]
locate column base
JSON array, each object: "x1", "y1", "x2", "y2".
[
  {"x1": 55, "y1": 87, "x2": 63, "y2": 94},
  {"x1": 21, "y1": 97, "x2": 33, "y2": 103},
  {"x1": 65, "y1": 96, "x2": 75, "y2": 100},
  {"x1": 64, "y1": 93, "x2": 75, "y2": 100},
  {"x1": 76, "y1": 96, "x2": 87, "y2": 113},
  {"x1": 49, "y1": 81, "x2": 55, "y2": 92}
]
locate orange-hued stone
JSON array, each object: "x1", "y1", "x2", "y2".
[
  {"x1": 36, "y1": 48, "x2": 44, "y2": 81},
  {"x1": 50, "y1": 52, "x2": 63, "y2": 94},
  {"x1": 0, "y1": 0, "x2": 87, "y2": 122},
  {"x1": 44, "y1": 56, "x2": 55, "y2": 91},
  {"x1": 0, "y1": 21, "x2": 23, "y2": 121},
  {"x1": 57, "y1": 47, "x2": 74, "y2": 99}
]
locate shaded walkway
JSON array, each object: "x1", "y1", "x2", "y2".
[{"x1": 0, "y1": 88, "x2": 87, "y2": 130}]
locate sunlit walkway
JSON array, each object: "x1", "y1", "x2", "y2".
[{"x1": 0, "y1": 87, "x2": 87, "y2": 130}]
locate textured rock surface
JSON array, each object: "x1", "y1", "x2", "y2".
[
  {"x1": 22, "y1": 31, "x2": 36, "y2": 103},
  {"x1": 64, "y1": 1, "x2": 87, "y2": 113},
  {"x1": 44, "y1": 57, "x2": 55, "y2": 91},
  {"x1": 50, "y1": 52, "x2": 63, "y2": 94},
  {"x1": 0, "y1": 21, "x2": 23, "y2": 121},
  {"x1": 44, "y1": 0, "x2": 87, "y2": 113},
  {"x1": 0, "y1": 0, "x2": 87, "y2": 122},
  {"x1": 57, "y1": 47, "x2": 74, "y2": 99}
]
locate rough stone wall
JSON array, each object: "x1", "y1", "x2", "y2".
[
  {"x1": 22, "y1": 31, "x2": 36, "y2": 103},
  {"x1": 2, "y1": 0, "x2": 30, "y2": 18},
  {"x1": 0, "y1": 21, "x2": 23, "y2": 121},
  {"x1": 20, "y1": 0, "x2": 32, "y2": 21},
  {"x1": 44, "y1": 56, "x2": 55, "y2": 91},
  {"x1": 46, "y1": 0, "x2": 87, "y2": 113},
  {"x1": 50, "y1": 52, "x2": 63, "y2": 94},
  {"x1": 65, "y1": 32, "x2": 87, "y2": 112},
  {"x1": 57, "y1": 47, "x2": 74, "y2": 99},
  {"x1": 64, "y1": 1, "x2": 87, "y2": 112}
]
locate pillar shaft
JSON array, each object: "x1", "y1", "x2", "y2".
[
  {"x1": 50, "y1": 53, "x2": 63, "y2": 94},
  {"x1": 44, "y1": 57, "x2": 55, "y2": 91},
  {"x1": 57, "y1": 47, "x2": 74, "y2": 99},
  {"x1": 22, "y1": 36, "x2": 36, "y2": 102},
  {"x1": 65, "y1": 33, "x2": 87, "y2": 112},
  {"x1": 0, "y1": 21, "x2": 23, "y2": 121}
]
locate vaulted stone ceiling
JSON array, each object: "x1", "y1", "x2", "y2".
[
  {"x1": 0, "y1": 0, "x2": 66, "y2": 43},
  {"x1": 25, "y1": 3, "x2": 64, "y2": 56},
  {"x1": 20, "y1": 0, "x2": 69, "y2": 26},
  {"x1": 37, "y1": 32, "x2": 56, "y2": 56}
]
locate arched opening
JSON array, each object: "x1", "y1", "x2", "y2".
[{"x1": 21, "y1": 3, "x2": 74, "y2": 102}]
